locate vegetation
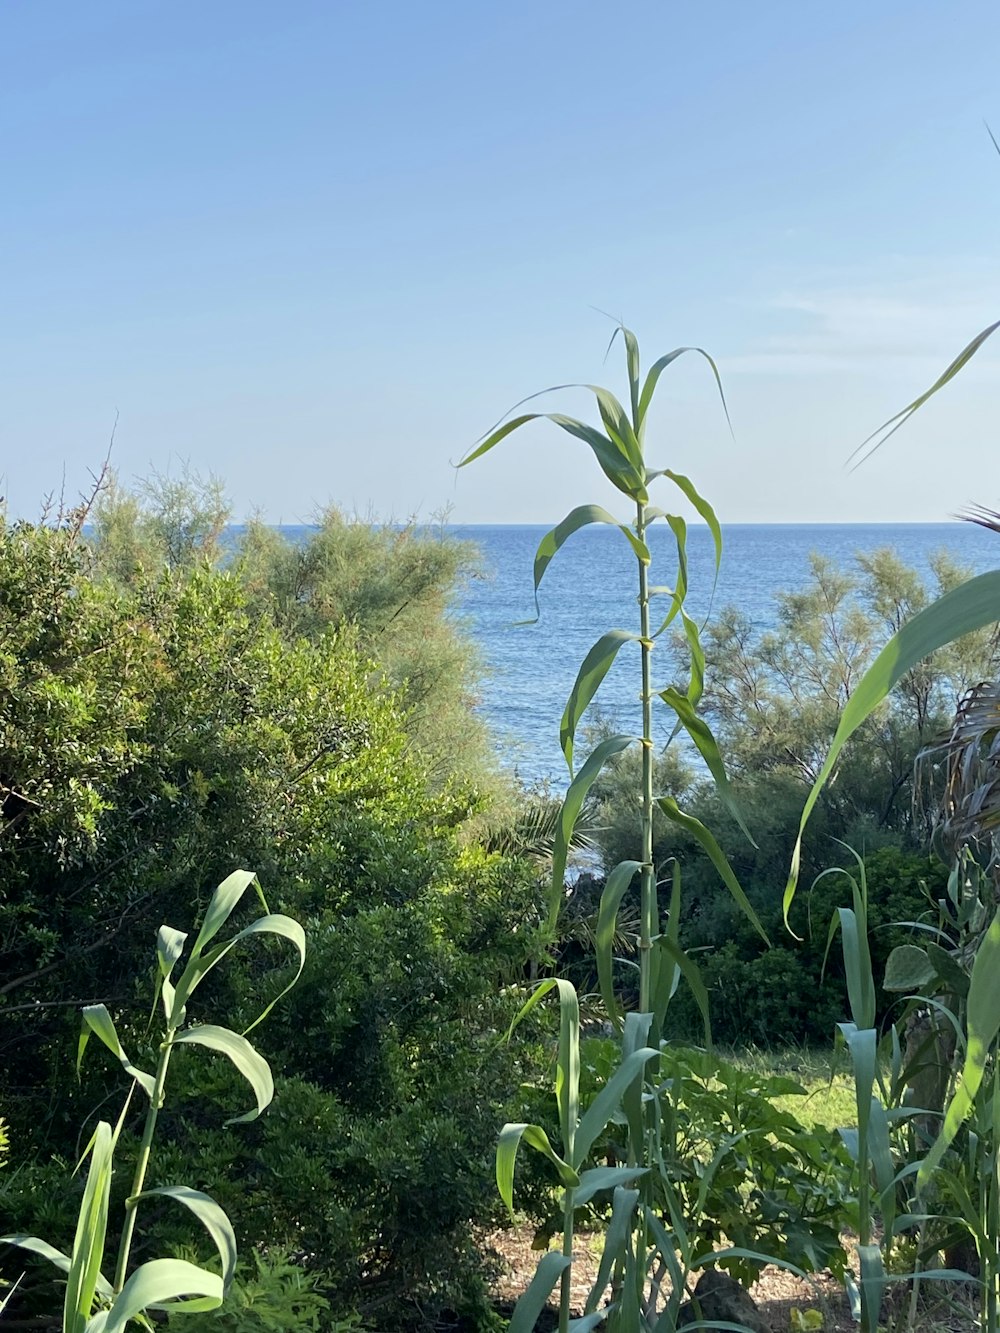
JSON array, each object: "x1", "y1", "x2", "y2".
[
  {"x1": 3, "y1": 307, "x2": 1000, "y2": 1332},
  {"x1": 0, "y1": 489, "x2": 546, "y2": 1329}
]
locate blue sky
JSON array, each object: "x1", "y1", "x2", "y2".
[{"x1": 2, "y1": 1, "x2": 999, "y2": 524}]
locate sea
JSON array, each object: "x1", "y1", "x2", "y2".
[{"x1": 447, "y1": 523, "x2": 1000, "y2": 787}]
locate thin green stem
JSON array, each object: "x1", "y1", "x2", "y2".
[
  {"x1": 636, "y1": 500, "x2": 655, "y2": 1015},
  {"x1": 114, "y1": 1030, "x2": 175, "y2": 1293}
]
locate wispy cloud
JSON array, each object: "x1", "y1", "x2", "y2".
[{"x1": 725, "y1": 264, "x2": 1000, "y2": 378}]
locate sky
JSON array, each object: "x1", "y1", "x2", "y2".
[{"x1": 2, "y1": 1, "x2": 999, "y2": 526}]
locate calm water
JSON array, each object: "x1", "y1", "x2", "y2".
[{"x1": 449, "y1": 524, "x2": 999, "y2": 786}]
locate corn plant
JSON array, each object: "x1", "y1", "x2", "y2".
[
  {"x1": 462, "y1": 328, "x2": 777, "y2": 1330},
  {"x1": 1, "y1": 869, "x2": 305, "y2": 1331}
]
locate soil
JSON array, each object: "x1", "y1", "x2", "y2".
[{"x1": 486, "y1": 1225, "x2": 980, "y2": 1332}]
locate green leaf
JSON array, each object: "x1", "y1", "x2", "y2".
[
  {"x1": 102, "y1": 1258, "x2": 224, "y2": 1330},
  {"x1": 562, "y1": 631, "x2": 639, "y2": 773},
  {"x1": 850, "y1": 319, "x2": 1000, "y2": 469},
  {"x1": 507, "y1": 1251, "x2": 572, "y2": 1333},
  {"x1": 658, "y1": 686, "x2": 755, "y2": 846},
  {"x1": 663, "y1": 470, "x2": 723, "y2": 580},
  {"x1": 526, "y1": 506, "x2": 649, "y2": 623},
  {"x1": 572, "y1": 1166, "x2": 648, "y2": 1208},
  {"x1": 458, "y1": 408, "x2": 645, "y2": 500},
  {"x1": 653, "y1": 936, "x2": 711, "y2": 1048},
  {"x1": 172, "y1": 1025, "x2": 274, "y2": 1124},
  {"x1": 134, "y1": 1187, "x2": 236, "y2": 1293},
  {"x1": 650, "y1": 513, "x2": 689, "y2": 636},
  {"x1": 78, "y1": 1005, "x2": 156, "y2": 1099},
  {"x1": 66, "y1": 1121, "x2": 114, "y2": 1333},
  {"x1": 188, "y1": 869, "x2": 258, "y2": 960},
  {"x1": 883, "y1": 944, "x2": 936, "y2": 993},
  {"x1": 919, "y1": 905, "x2": 1000, "y2": 1188},
  {"x1": 824, "y1": 903, "x2": 876, "y2": 1029},
  {"x1": 595, "y1": 860, "x2": 642, "y2": 1027},
  {"x1": 658, "y1": 797, "x2": 770, "y2": 945},
  {"x1": 786, "y1": 570, "x2": 1000, "y2": 920},
  {"x1": 170, "y1": 912, "x2": 306, "y2": 1032},
  {"x1": 637, "y1": 347, "x2": 731, "y2": 442},
  {"x1": 156, "y1": 926, "x2": 188, "y2": 1023},
  {"x1": 573, "y1": 1047, "x2": 659, "y2": 1168},
  {"x1": 550, "y1": 735, "x2": 634, "y2": 932},
  {"x1": 506, "y1": 977, "x2": 581, "y2": 1159},
  {"x1": 0, "y1": 1236, "x2": 114, "y2": 1303},
  {"x1": 496, "y1": 1123, "x2": 580, "y2": 1214},
  {"x1": 584, "y1": 1186, "x2": 640, "y2": 1317}
]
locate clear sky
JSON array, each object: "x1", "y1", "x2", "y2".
[{"x1": 2, "y1": 1, "x2": 999, "y2": 525}]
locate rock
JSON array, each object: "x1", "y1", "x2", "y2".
[{"x1": 676, "y1": 1268, "x2": 771, "y2": 1333}]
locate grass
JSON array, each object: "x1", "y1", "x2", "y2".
[{"x1": 724, "y1": 1044, "x2": 859, "y2": 1131}]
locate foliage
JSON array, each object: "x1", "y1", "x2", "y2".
[
  {"x1": 0, "y1": 503, "x2": 549, "y2": 1329},
  {"x1": 171, "y1": 1247, "x2": 340, "y2": 1333},
  {"x1": 0, "y1": 871, "x2": 303, "y2": 1330}
]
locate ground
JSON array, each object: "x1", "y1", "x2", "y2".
[{"x1": 489, "y1": 1223, "x2": 979, "y2": 1331}]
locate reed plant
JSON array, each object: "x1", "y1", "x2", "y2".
[
  {"x1": 1, "y1": 870, "x2": 304, "y2": 1332},
  {"x1": 462, "y1": 328, "x2": 782, "y2": 1330}
]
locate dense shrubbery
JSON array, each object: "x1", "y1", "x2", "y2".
[{"x1": 0, "y1": 486, "x2": 543, "y2": 1330}]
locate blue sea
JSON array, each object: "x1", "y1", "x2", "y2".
[{"x1": 448, "y1": 524, "x2": 1000, "y2": 787}]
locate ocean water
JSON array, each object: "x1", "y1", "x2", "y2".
[{"x1": 449, "y1": 523, "x2": 1000, "y2": 786}]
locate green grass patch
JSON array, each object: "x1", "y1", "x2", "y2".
[{"x1": 723, "y1": 1044, "x2": 858, "y2": 1131}]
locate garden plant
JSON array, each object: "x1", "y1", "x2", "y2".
[
  {"x1": 1, "y1": 870, "x2": 305, "y2": 1331},
  {"x1": 461, "y1": 327, "x2": 804, "y2": 1331}
]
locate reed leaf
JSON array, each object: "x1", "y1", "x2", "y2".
[
  {"x1": 562, "y1": 631, "x2": 640, "y2": 773},
  {"x1": 785, "y1": 571, "x2": 1000, "y2": 921},
  {"x1": 172, "y1": 1025, "x2": 273, "y2": 1125},
  {"x1": 527, "y1": 505, "x2": 650, "y2": 622}
]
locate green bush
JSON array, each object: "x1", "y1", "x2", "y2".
[{"x1": 0, "y1": 505, "x2": 547, "y2": 1329}]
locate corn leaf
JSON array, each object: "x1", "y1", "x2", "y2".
[
  {"x1": 172, "y1": 1025, "x2": 273, "y2": 1124},
  {"x1": 919, "y1": 905, "x2": 1000, "y2": 1188},
  {"x1": 786, "y1": 571, "x2": 1000, "y2": 922},
  {"x1": 595, "y1": 860, "x2": 642, "y2": 1026},
  {"x1": 101, "y1": 1258, "x2": 224, "y2": 1330},
  {"x1": 562, "y1": 631, "x2": 640, "y2": 773},
  {"x1": 573, "y1": 1047, "x2": 659, "y2": 1168},
  {"x1": 496, "y1": 1123, "x2": 579, "y2": 1214},
  {"x1": 507, "y1": 1251, "x2": 572, "y2": 1333},
  {"x1": 550, "y1": 735, "x2": 634, "y2": 931},
  {"x1": 658, "y1": 797, "x2": 769, "y2": 945},
  {"x1": 526, "y1": 505, "x2": 650, "y2": 623},
  {"x1": 65, "y1": 1121, "x2": 114, "y2": 1333},
  {"x1": 637, "y1": 347, "x2": 731, "y2": 441},
  {"x1": 78, "y1": 1006, "x2": 155, "y2": 1100},
  {"x1": 133, "y1": 1187, "x2": 236, "y2": 1293}
]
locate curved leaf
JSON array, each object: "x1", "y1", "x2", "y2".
[
  {"x1": 172, "y1": 1025, "x2": 273, "y2": 1124},
  {"x1": 573, "y1": 1046, "x2": 659, "y2": 1168},
  {"x1": 786, "y1": 571, "x2": 1000, "y2": 921},
  {"x1": 664, "y1": 469, "x2": 723, "y2": 580},
  {"x1": 189, "y1": 870, "x2": 258, "y2": 959},
  {"x1": 637, "y1": 347, "x2": 732, "y2": 441},
  {"x1": 550, "y1": 735, "x2": 635, "y2": 931},
  {"x1": 561, "y1": 631, "x2": 639, "y2": 773},
  {"x1": 134, "y1": 1187, "x2": 236, "y2": 1293},
  {"x1": 170, "y1": 913, "x2": 306, "y2": 1032},
  {"x1": 526, "y1": 505, "x2": 649, "y2": 623},
  {"x1": 78, "y1": 1006, "x2": 155, "y2": 1100},
  {"x1": 102, "y1": 1258, "x2": 224, "y2": 1330},
  {"x1": 850, "y1": 319, "x2": 1000, "y2": 469},
  {"x1": 919, "y1": 904, "x2": 1000, "y2": 1187},
  {"x1": 658, "y1": 797, "x2": 769, "y2": 944},
  {"x1": 572, "y1": 1166, "x2": 648, "y2": 1208},
  {"x1": 658, "y1": 686, "x2": 755, "y2": 846},
  {"x1": 883, "y1": 944, "x2": 935, "y2": 993},
  {"x1": 653, "y1": 936, "x2": 711, "y2": 1048},
  {"x1": 496, "y1": 1122, "x2": 579, "y2": 1214}
]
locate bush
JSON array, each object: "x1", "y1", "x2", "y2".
[{"x1": 0, "y1": 505, "x2": 547, "y2": 1329}]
